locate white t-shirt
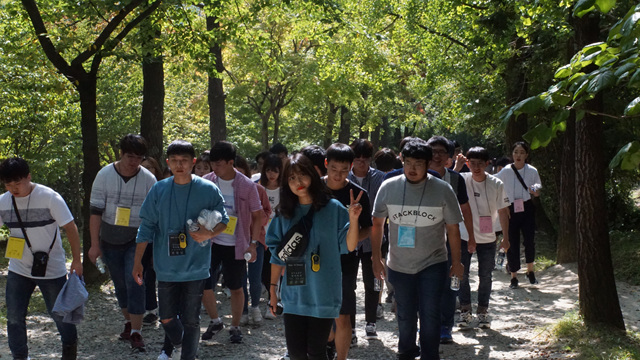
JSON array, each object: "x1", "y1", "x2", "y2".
[
  {"x1": 459, "y1": 173, "x2": 510, "y2": 244},
  {"x1": 496, "y1": 164, "x2": 542, "y2": 203},
  {"x1": 214, "y1": 178, "x2": 237, "y2": 246},
  {"x1": 0, "y1": 184, "x2": 74, "y2": 279}
]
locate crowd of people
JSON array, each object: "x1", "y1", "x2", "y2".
[{"x1": 0, "y1": 134, "x2": 542, "y2": 360}]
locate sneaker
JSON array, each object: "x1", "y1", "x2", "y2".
[
  {"x1": 130, "y1": 332, "x2": 146, "y2": 352},
  {"x1": 119, "y1": 322, "x2": 132, "y2": 340},
  {"x1": 143, "y1": 312, "x2": 159, "y2": 326},
  {"x1": 526, "y1": 271, "x2": 538, "y2": 285},
  {"x1": 458, "y1": 311, "x2": 473, "y2": 328},
  {"x1": 440, "y1": 326, "x2": 453, "y2": 344},
  {"x1": 201, "y1": 320, "x2": 224, "y2": 341},
  {"x1": 157, "y1": 350, "x2": 170, "y2": 360},
  {"x1": 365, "y1": 322, "x2": 378, "y2": 340},
  {"x1": 264, "y1": 307, "x2": 277, "y2": 320},
  {"x1": 478, "y1": 313, "x2": 491, "y2": 329},
  {"x1": 510, "y1": 277, "x2": 519, "y2": 289},
  {"x1": 376, "y1": 303, "x2": 384, "y2": 319},
  {"x1": 61, "y1": 342, "x2": 77, "y2": 360},
  {"x1": 229, "y1": 327, "x2": 243, "y2": 343},
  {"x1": 250, "y1": 306, "x2": 263, "y2": 325},
  {"x1": 240, "y1": 313, "x2": 250, "y2": 326},
  {"x1": 350, "y1": 329, "x2": 357, "y2": 347},
  {"x1": 281, "y1": 352, "x2": 290, "y2": 360},
  {"x1": 172, "y1": 346, "x2": 181, "y2": 360}
]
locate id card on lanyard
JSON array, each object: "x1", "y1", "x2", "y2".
[
  {"x1": 397, "y1": 225, "x2": 416, "y2": 248},
  {"x1": 6, "y1": 236, "x2": 26, "y2": 259},
  {"x1": 514, "y1": 199, "x2": 525, "y2": 213}
]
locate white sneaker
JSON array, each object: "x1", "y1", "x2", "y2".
[
  {"x1": 172, "y1": 346, "x2": 181, "y2": 359},
  {"x1": 264, "y1": 307, "x2": 276, "y2": 320},
  {"x1": 157, "y1": 350, "x2": 170, "y2": 360},
  {"x1": 478, "y1": 313, "x2": 491, "y2": 329},
  {"x1": 250, "y1": 306, "x2": 263, "y2": 325},
  {"x1": 458, "y1": 311, "x2": 473, "y2": 328},
  {"x1": 240, "y1": 313, "x2": 250, "y2": 326}
]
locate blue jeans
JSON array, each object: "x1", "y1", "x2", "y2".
[
  {"x1": 6, "y1": 271, "x2": 77, "y2": 359},
  {"x1": 459, "y1": 240, "x2": 496, "y2": 310},
  {"x1": 440, "y1": 241, "x2": 457, "y2": 328},
  {"x1": 243, "y1": 245, "x2": 264, "y2": 311},
  {"x1": 388, "y1": 261, "x2": 447, "y2": 360},
  {"x1": 101, "y1": 241, "x2": 146, "y2": 314},
  {"x1": 158, "y1": 280, "x2": 205, "y2": 360}
]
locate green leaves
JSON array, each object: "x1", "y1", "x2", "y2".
[
  {"x1": 573, "y1": 0, "x2": 617, "y2": 17},
  {"x1": 610, "y1": 141, "x2": 640, "y2": 170}
]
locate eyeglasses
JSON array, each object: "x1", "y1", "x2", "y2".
[{"x1": 431, "y1": 149, "x2": 448, "y2": 156}]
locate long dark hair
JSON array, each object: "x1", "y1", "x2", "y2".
[
  {"x1": 259, "y1": 153, "x2": 283, "y2": 187},
  {"x1": 279, "y1": 153, "x2": 330, "y2": 219}
]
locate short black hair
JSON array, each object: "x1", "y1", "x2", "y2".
[
  {"x1": 426, "y1": 136, "x2": 453, "y2": 157},
  {"x1": 120, "y1": 134, "x2": 148, "y2": 156},
  {"x1": 255, "y1": 151, "x2": 271, "y2": 163},
  {"x1": 0, "y1": 157, "x2": 30, "y2": 183},
  {"x1": 234, "y1": 155, "x2": 251, "y2": 178},
  {"x1": 350, "y1": 139, "x2": 374, "y2": 158},
  {"x1": 300, "y1": 145, "x2": 327, "y2": 176},
  {"x1": 402, "y1": 140, "x2": 432, "y2": 162},
  {"x1": 512, "y1": 141, "x2": 530, "y2": 154},
  {"x1": 399, "y1": 136, "x2": 423, "y2": 153},
  {"x1": 373, "y1": 148, "x2": 397, "y2": 172},
  {"x1": 167, "y1": 140, "x2": 195, "y2": 158},
  {"x1": 466, "y1": 147, "x2": 490, "y2": 161},
  {"x1": 326, "y1": 143, "x2": 355, "y2": 164},
  {"x1": 269, "y1": 143, "x2": 288, "y2": 156},
  {"x1": 210, "y1": 141, "x2": 236, "y2": 162},
  {"x1": 495, "y1": 157, "x2": 510, "y2": 168}
]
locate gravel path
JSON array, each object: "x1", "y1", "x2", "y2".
[{"x1": 1, "y1": 260, "x2": 638, "y2": 359}]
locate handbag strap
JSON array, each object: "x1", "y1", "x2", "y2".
[
  {"x1": 510, "y1": 164, "x2": 529, "y2": 191},
  {"x1": 12, "y1": 195, "x2": 58, "y2": 254}
]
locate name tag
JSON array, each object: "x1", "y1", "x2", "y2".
[
  {"x1": 223, "y1": 216, "x2": 238, "y2": 235},
  {"x1": 168, "y1": 232, "x2": 187, "y2": 256},
  {"x1": 286, "y1": 257, "x2": 306, "y2": 286},
  {"x1": 514, "y1": 199, "x2": 525, "y2": 213},
  {"x1": 115, "y1": 206, "x2": 131, "y2": 227},
  {"x1": 479, "y1": 216, "x2": 493, "y2": 234},
  {"x1": 5, "y1": 236, "x2": 25, "y2": 259},
  {"x1": 397, "y1": 225, "x2": 416, "y2": 248}
]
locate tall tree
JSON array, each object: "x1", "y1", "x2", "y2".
[
  {"x1": 21, "y1": 0, "x2": 161, "y2": 279},
  {"x1": 207, "y1": 0, "x2": 227, "y2": 146}
]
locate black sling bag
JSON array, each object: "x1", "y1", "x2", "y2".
[{"x1": 275, "y1": 207, "x2": 315, "y2": 262}]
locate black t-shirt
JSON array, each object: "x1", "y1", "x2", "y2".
[
  {"x1": 326, "y1": 180, "x2": 373, "y2": 230},
  {"x1": 447, "y1": 169, "x2": 469, "y2": 205}
]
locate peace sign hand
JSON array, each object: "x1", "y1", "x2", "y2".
[{"x1": 349, "y1": 189, "x2": 363, "y2": 219}]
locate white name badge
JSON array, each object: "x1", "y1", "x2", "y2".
[
  {"x1": 513, "y1": 199, "x2": 525, "y2": 213},
  {"x1": 479, "y1": 216, "x2": 493, "y2": 234},
  {"x1": 397, "y1": 225, "x2": 416, "y2": 248}
]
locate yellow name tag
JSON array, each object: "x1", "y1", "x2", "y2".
[
  {"x1": 115, "y1": 207, "x2": 131, "y2": 227},
  {"x1": 223, "y1": 216, "x2": 238, "y2": 235},
  {"x1": 6, "y1": 236, "x2": 25, "y2": 259}
]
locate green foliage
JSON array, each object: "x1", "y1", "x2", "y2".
[{"x1": 551, "y1": 311, "x2": 640, "y2": 359}]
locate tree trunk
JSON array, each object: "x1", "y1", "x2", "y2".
[
  {"x1": 381, "y1": 117, "x2": 392, "y2": 149},
  {"x1": 140, "y1": 57, "x2": 164, "y2": 162},
  {"x1": 338, "y1": 105, "x2": 350, "y2": 144},
  {"x1": 260, "y1": 114, "x2": 270, "y2": 150},
  {"x1": 371, "y1": 122, "x2": 381, "y2": 151},
  {"x1": 273, "y1": 109, "x2": 281, "y2": 146},
  {"x1": 323, "y1": 101, "x2": 339, "y2": 148},
  {"x1": 207, "y1": 15, "x2": 226, "y2": 147},
  {"x1": 504, "y1": 36, "x2": 529, "y2": 149},
  {"x1": 78, "y1": 78, "x2": 102, "y2": 282}
]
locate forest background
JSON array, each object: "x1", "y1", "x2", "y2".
[{"x1": 2, "y1": 0, "x2": 640, "y2": 341}]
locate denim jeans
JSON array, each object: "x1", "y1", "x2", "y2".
[
  {"x1": 440, "y1": 240, "x2": 457, "y2": 328},
  {"x1": 459, "y1": 240, "x2": 496, "y2": 310},
  {"x1": 6, "y1": 271, "x2": 77, "y2": 359},
  {"x1": 158, "y1": 279, "x2": 205, "y2": 360},
  {"x1": 388, "y1": 261, "x2": 447, "y2": 360},
  {"x1": 243, "y1": 245, "x2": 264, "y2": 311},
  {"x1": 101, "y1": 241, "x2": 146, "y2": 314}
]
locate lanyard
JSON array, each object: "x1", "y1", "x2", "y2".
[
  {"x1": 401, "y1": 176, "x2": 427, "y2": 225},
  {"x1": 471, "y1": 178, "x2": 491, "y2": 217},
  {"x1": 116, "y1": 167, "x2": 139, "y2": 208},
  {"x1": 170, "y1": 178, "x2": 193, "y2": 232}
]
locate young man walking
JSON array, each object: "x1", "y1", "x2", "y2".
[
  {"x1": 457, "y1": 147, "x2": 510, "y2": 329},
  {"x1": 133, "y1": 140, "x2": 228, "y2": 360},
  {"x1": 0, "y1": 157, "x2": 83, "y2": 360},
  {"x1": 88, "y1": 134, "x2": 157, "y2": 351}
]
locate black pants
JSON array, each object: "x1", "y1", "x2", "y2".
[
  {"x1": 142, "y1": 243, "x2": 157, "y2": 311},
  {"x1": 507, "y1": 200, "x2": 536, "y2": 272},
  {"x1": 283, "y1": 313, "x2": 334, "y2": 360}
]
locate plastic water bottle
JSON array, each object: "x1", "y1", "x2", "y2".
[
  {"x1": 373, "y1": 278, "x2": 382, "y2": 292},
  {"x1": 450, "y1": 275, "x2": 460, "y2": 291},
  {"x1": 187, "y1": 219, "x2": 209, "y2": 247},
  {"x1": 96, "y1": 256, "x2": 106, "y2": 274},
  {"x1": 496, "y1": 249, "x2": 506, "y2": 270},
  {"x1": 244, "y1": 252, "x2": 252, "y2": 261}
]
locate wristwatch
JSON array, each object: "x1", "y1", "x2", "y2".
[{"x1": 251, "y1": 240, "x2": 258, "y2": 245}]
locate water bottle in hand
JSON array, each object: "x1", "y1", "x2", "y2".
[
  {"x1": 96, "y1": 256, "x2": 106, "y2": 274},
  {"x1": 496, "y1": 249, "x2": 506, "y2": 270}
]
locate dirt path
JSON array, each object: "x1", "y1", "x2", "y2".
[{"x1": 1, "y1": 261, "x2": 638, "y2": 359}]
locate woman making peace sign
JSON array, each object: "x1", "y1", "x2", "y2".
[{"x1": 266, "y1": 153, "x2": 362, "y2": 360}]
